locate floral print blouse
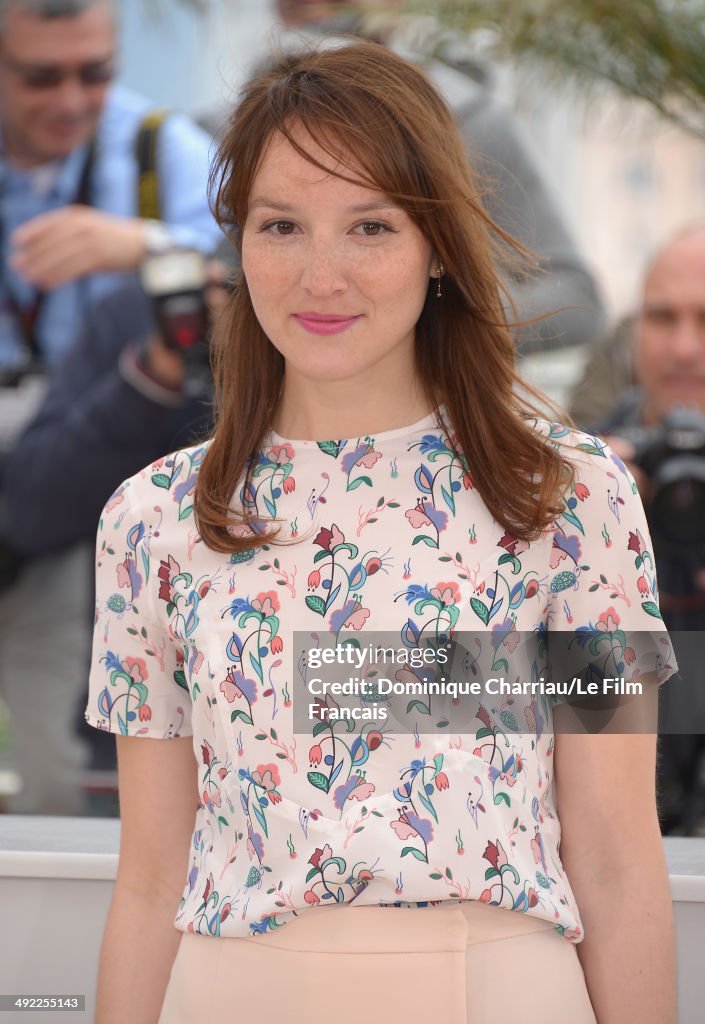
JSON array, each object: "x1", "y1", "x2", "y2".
[{"x1": 86, "y1": 411, "x2": 675, "y2": 941}]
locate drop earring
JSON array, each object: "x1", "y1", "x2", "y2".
[{"x1": 436, "y1": 262, "x2": 445, "y2": 299}]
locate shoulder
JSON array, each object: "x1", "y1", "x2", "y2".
[
  {"x1": 100, "y1": 442, "x2": 210, "y2": 538},
  {"x1": 98, "y1": 85, "x2": 212, "y2": 153},
  {"x1": 530, "y1": 417, "x2": 640, "y2": 514}
]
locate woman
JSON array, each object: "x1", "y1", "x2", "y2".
[{"x1": 86, "y1": 43, "x2": 676, "y2": 1024}]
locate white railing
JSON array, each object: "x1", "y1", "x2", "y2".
[{"x1": 1, "y1": 817, "x2": 703, "y2": 1024}]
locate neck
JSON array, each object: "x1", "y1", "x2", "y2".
[{"x1": 274, "y1": 373, "x2": 431, "y2": 441}]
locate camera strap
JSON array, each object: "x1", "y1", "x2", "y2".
[
  {"x1": 1, "y1": 137, "x2": 97, "y2": 366},
  {"x1": 135, "y1": 109, "x2": 168, "y2": 221}
]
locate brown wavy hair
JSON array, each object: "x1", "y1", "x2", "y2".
[{"x1": 195, "y1": 41, "x2": 574, "y2": 553}]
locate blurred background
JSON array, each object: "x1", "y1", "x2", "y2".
[{"x1": 1, "y1": 0, "x2": 704, "y2": 835}]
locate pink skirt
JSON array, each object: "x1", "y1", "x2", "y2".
[{"x1": 158, "y1": 900, "x2": 597, "y2": 1023}]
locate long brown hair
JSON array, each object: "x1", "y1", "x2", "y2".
[{"x1": 195, "y1": 41, "x2": 573, "y2": 553}]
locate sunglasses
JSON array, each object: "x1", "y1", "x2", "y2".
[{"x1": 1, "y1": 54, "x2": 116, "y2": 90}]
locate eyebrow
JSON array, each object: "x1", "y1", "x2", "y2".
[{"x1": 248, "y1": 198, "x2": 399, "y2": 215}]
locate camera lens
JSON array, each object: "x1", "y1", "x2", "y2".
[{"x1": 650, "y1": 458, "x2": 705, "y2": 544}]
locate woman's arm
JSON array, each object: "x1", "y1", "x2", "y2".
[
  {"x1": 95, "y1": 735, "x2": 199, "y2": 1024},
  {"x1": 554, "y1": 685, "x2": 676, "y2": 1024}
]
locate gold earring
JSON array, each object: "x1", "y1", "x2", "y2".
[{"x1": 436, "y1": 262, "x2": 445, "y2": 299}]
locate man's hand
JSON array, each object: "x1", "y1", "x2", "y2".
[
  {"x1": 604, "y1": 434, "x2": 651, "y2": 500},
  {"x1": 10, "y1": 206, "x2": 148, "y2": 290}
]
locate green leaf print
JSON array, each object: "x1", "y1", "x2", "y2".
[
  {"x1": 401, "y1": 847, "x2": 427, "y2": 861},
  {"x1": 306, "y1": 595, "x2": 327, "y2": 616},
  {"x1": 230, "y1": 709, "x2": 253, "y2": 725},
  {"x1": 347, "y1": 476, "x2": 372, "y2": 491},
  {"x1": 151, "y1": 473, "x2": 171, "y2": 489},
  {"x1": 641, "y1": 601, "x2": 663, "y2": 619},
  {"x1": 317, "y1": 440, "x2": 345, "y2": 458},
  {"x1": 470, "y1": 598, "x2": 490, "y2": 625},
  {"x1": 307, "y1": 771, "x2": 330, "y2": 793}
]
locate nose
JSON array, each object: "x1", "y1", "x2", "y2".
[
  {"x1": 670, "y1": 316, "x2": 705, "y2": 362},
  {"x1": 52, "y1": 75, "x2": 90, "y2": 117},
  {"x1": 299, "y1": 238, "x2": 348, "y2": 297}
]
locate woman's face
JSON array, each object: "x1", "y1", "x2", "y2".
[{"x1": 241, "y1": 126, "x2": 435, "y2": 391}]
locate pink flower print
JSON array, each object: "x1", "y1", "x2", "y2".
[
  {"x1": 462, "y1": 470, "x2": 474, "y2": 490},
  {"x1": 104, "y1": 486, "x2": 126, "y2": 513},
  {"x1": 596, "y1": 606, "x2": 621, "y2": 631},
  {"x1": 270, "y1": 635, "x2": 283, "y2": 655},
  {"x1": 253, "y1": 590, "x2": 280, "y2": 617},
  {"x1": 252, "y1": 763, "x2": 281, "y2": 790},
  {"x1": 549, "y1": 533, "x2": 582, "y2": 569},
  {"x1": 304, "y1": 889, "x2": 320, "y2": 904},
  {"x1": 628, "y1": 530, "x2": 646, "y2": 557},
  {"x1": 390, "y1": 818, "x2": 419, "y2": 841},
  {"x1": 308, "y1": 570, "x2": 321, "y2": 591},
  {"x1": 157, "y1": 555, "x2": 181, "y2": 604},
  {"x1": 498, "y1": 532, "x2": 530, "y2": 557},
  {"x1": 341, "y1": 443, "x2": 382, "y2": 474},
  {"x1": 530, "y1": 832, "x2": 543, "y2": 865},
  {"x1": 391, "y1": 811, "x2": 433, "y2": 844},
  {"x1": 524, "y1": 579, "x2": 540, "y2": 598},
  {"x1": 636, "y1": 575, "x2": 650, "y2": 597},
  {"x1": 309, "y1": 692, "x2": 340, "y2": 721},
  {"x1": 267, "y1": 443, "x2": 294, "y2": 465},
  {"x1": 252, "y1": 764, "x2": 282, "y2": 804},
  {"x1": 434, "y1": 771, "x2": 449, "y2": 791},
  {"x1": 247, "y1": 829, "x2": 264, "y2": 862},
  {"x1": 282, "y1": 476, "x2": 296, "y2": 494},
  {"x1": 365, "y1": 556, "x2": 382, "y2": 576},
  {"x1": 574, "y1": 482, "x2": 590, "y2": 501},
  {"x1": 226, "y1": 522, "x2": 257, "y2": 539},
  {"x1": 528, "y1": 887, "x2": 539, "y2": 908},
  {"x1": 479, "y1": 888, "x2": 493, "y2": 903},
  {"x1": 220, "y1": 903, "x2": 232, "y2": 923},
  {"x1": 116, "y1": 559, "x2": 131, "y2": 589},
  {"x1": 203, "y1": 787, "x2": 221, "y2": 810},
  {"x1": 138, "y1": 704, "x2": 152, "y2": 722},
  {"x1": 220, "y1": 668, "x2": 257, "y2": 705},
  {"x1": 343, "y1": 602, "x2": 370, "y2": 631},
  {"x1": 366, "y1": 730, "x2": 383, "y2": 751},
  {"x1": 123, "y1": 657, "x2": 147, "y2": 683},
  {"x1": 476, "y1": 704, "x2": 492, "y2": 730},
  {"x1": 405, "y1": 499, "x2": 432, "y2": 529},
  {"x1": 624, "y1": 646, "x2": 636, "y2": 665},
  {"x1": 309, "y1": 844, "x2": 333, "y2": 870},
  {"x1": 201, "y1": 741, "x2": 215, "y2": 767},
  {"x1": 314, "y1": 523, "x2": 345, "y2": 551},
  {"x1": 333, "y1": 773, "x2": 376, "y2": 809},
  {"x1": 483, "y1": 839, "x2": 508, "y2": 871},
  {"x1": 202, "y1": 873, "x2": 214, "y2": 903},
  {"x1": 348, "y1": 781, "x2": 375, "y2": 801},
  {"x1": 309, "y1": 744, "x2": 322, "y2": 766},
  {"x1": 503, "y1": 630, "x2": 520, "y2": 653},
  {"x1": 430, "y1": 581, "x2": 461, "y2": 606}
]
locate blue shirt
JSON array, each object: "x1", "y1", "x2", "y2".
[{"x1": 0, "y1": 85, "x2": 222, "y2": 371}]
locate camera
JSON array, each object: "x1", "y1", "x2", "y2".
[
  {"x1": 618, "y1": 406, "x2": 705, "y2": 545},
  {"x1": 140, "y1": 247, "x2": 213, "y2": 399}
]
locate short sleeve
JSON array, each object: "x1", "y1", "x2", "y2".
[
  {"x1": 85, "y1": 478, "x2": 193, "y2": 739},
  {"x1": 547, "y1": 432, "x2": 677, "y2": 689}
]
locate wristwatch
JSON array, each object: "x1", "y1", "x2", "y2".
[{"x1": 142, "y1": 219, "x2": 174, "y2": 256}]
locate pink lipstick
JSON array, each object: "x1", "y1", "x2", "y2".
[{"x1": 293, "y1": 313, "x2": 361, "y2": 336}]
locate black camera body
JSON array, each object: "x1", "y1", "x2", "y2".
[
  {"x1": 618, "y1": 406, "x2": 705, "y2": 545},
  {"x1": 140, "y1": 248, "x2": 213, "y2": 399}
]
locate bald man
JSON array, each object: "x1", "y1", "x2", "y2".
[{"x1": 590, "y1": 225, "x2": 705, "y2": 836}]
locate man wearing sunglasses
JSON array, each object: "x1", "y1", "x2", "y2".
[
  {"x1": 0, "y1": 0, "x2": 221, "y2": 818},
  {"x1": 0, "y1": 0, "x2": 221, "y2": 377}
]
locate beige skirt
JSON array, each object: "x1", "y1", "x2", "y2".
[{"x1": 158, "y1": 900, "x2": 597, "y2": 1024}]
